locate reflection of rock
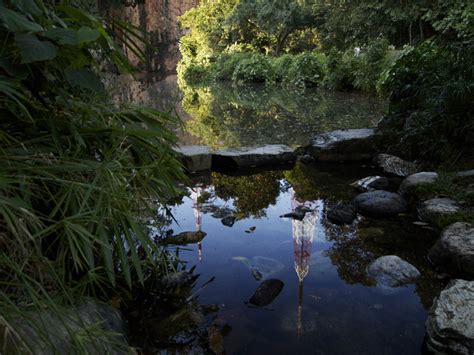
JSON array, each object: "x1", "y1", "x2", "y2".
[
  {"x1": 221, "y1": 215, "x2": 236, "y2": 227},
  {"x1": 160, "y1": 231, "x2": 207, "y2": 245},
  {"x1": 327, "y1": 203, "x2": 357, "y2": 225},
  {"x1": 212, "y1": 145, "x2": 296, "y2": 169},
  {"x1": 398, "y1": 172, "x2": 438, "y2": 196},
  {"x1": 426, "y1": 279, "x2": 474, "y2": 355},
  {"x1": 249, "y1": 279, "x2": 284, "y2": 306},
  {"x1": 374, "y1": 154, "x2": 418, "y2": 177},
  {"x1": 9, "y1": 301, "x2": 127, "y2": 354},
  {"x1": 174, "y1": 145, "x2": 211, "y2": 172},
  {"x1": 308, "y1": 128, "x2": 376, "y2": 162},
  {"x1": 352, "y1": 190, "x2": 407, "y2": 217},
  {"x1": 366, "y1": 255, "x2": 420, "y2": 288},
  {"x1": 428, "y1": 222, "x2": 474, "y2": 278},
  {"x1": 417, "y1": 198, "x2": 461, "y2": 226}
]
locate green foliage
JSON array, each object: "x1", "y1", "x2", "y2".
[
  {"x1": 232, "y1": 53, "x2": 273, "y2": 84},
  {"x1": 0, "y1": 1, "x2": 185, "y2": 351},
  {"x1": 285, "y1": 52, "x2": 325, "y2": 88},
  {"x1": 379, "y1": 40, "x2": 474, "y2": 163}
]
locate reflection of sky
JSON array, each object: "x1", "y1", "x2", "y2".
[{"x1": 168, "y1": 177, "x2": 427, "y2": 355}]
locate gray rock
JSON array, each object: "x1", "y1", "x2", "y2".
[
  {"x1": 367, "y1": 255, "x2": 420, "y2": 288},
  {"x1": 428, "y1": 222, "x2": 474, "y2": 278},
  {"x1": 308, "y1": 128, "x2": 376, "y2": 162},
  {"x1": 174, "y1": 145, "x2": 212, "y2": 172},
  {"x1": 160, "y1": 231, "x2": 207, "y2": 245},
  {"x1": 426, "y1": 279, "x2": 474, "y2": 354},
  {"x1": 297, "y1": 154, "x2": 314, "y2": 164},
  {"x1": 352, "y1": 190, "x2": 407, "y2": 217},
  {"x1": 351, "y1": 176, "x2": 402, "y2": 192},
  {"x1": 398, "y1": 172, "x2": 438, "y2": 196},
  {"x1": 8, "y1": 301, "x2": 127, "y2": 354},
  {"x1": 374, "y1": 154, "x2": 419, "y2": 177},
  {"x1": 418, "y1": 198, "x2": 461, "y2": 226},
  {"x1": 249, "y1": 279, "x2": 284, "y2": 306},
  {"x1": 327, "y1": 203, "x2": 357, "y2": 225},
  {"x1": 233, "y1": 256, "x2": 285, "y2": 280},
  {"x1": 221, "y1": 215, "x2": 236, "y2": 227},
  {"x1": 212, "y1": 145, "x2": 296, "y2": 169}
]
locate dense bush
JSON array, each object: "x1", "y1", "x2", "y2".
[
  {"x1": 379, "y1": 40, "x2": 474, "y2": 164},
  {"x1": 285, "y1": 52, "x2": 325, "y2": 88},
  {"x1": 232, "y1": 53, "x2": 274, "y2": 84}
]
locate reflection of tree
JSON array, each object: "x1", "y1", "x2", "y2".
[
  {"x1": 324, "y1": 218, "x2": 445, "y2": 309},
  {"x1": 179, "y1": 81, "x2": 386, "y2": 149},
  {"x1": 212, "y1": 171, "x2": 282, "y2": 218},
  {"x1": 285, "y1": 162, "x2": 370, "y2": 203}
]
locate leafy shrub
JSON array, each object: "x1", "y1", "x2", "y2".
[
  {"x1": 379, "y1": 40, "x2": 474, "y2": 164},
  {"x1": 181, "y1": 63, "x2": 211, "y2": 84},
  {"x1": 232, "y1": 53, "x2": 274, "y2": 83},
  {"x1": 269, "y1": 54, "x2": 294, "y2": 82},
  {"x1": 323, "y1": 49, "x2": 359, "y2": 91},
  {"x1": 215, "y1": 52, "x2": 255, "y2": 80},
  {"x1": 285, "y1": 52, "x2": 325, "y2": 88},
  {"x1": 353, "y1": 39, "x2": 390, "y2": 92}
]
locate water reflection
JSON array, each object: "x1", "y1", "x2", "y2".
[
  {"x1": 108, "y1": 74, "x2": 387, "y2": 149},
  {"x1": 167, "y1": 162, "x2": 444, "y2": 354}
]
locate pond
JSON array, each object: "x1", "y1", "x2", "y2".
[
  {"x1": 109, "y1": 75, "x2": 387, "y2": 149},
  {"x1": 163, "y1": 162, "x2": 443, "y2": 354},
  {"x1": 110, "y1": 75, "x2": 442, "y2": 353}
]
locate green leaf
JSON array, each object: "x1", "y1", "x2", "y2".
[
  {"x1": 65, "y1": 68, "x2": 104, "y2": 92},
  {"x1": 14, "y1": 0, "x2": 42, "y2": 17},
  {"x1": 44, "y1": 28, "x2": 79, "y2": 45},
  {"x1": 0, "y1": 7, "x2": 43, "y2": 32},
  {"x1": 15, "y1": 34, "x2": 58, "y2": 63},
  {"x1": 77, "y1": 26, "x2": 100, "y2": 43}
]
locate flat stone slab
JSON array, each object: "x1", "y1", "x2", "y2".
[
  {"x1": 374, "y1": 154, "x2": 419, "y2": 177},
  {"x1": 308, "y1": 128, "x2": 376, "y2": 162},
  {"x1": 174, "y1": 145, "x2": 212, "y2": 172},
  {"x1": 212, "y1": 145, "x2": 296, "y2": 169},
  {"x1": 367, "y1": 255, "x2": 420, "y2": 288},
  {"x1": 352, "y1": 190, "x2": 407, "y2": 217},
  {"x1": 426, "y1": 279, "x2": 474, "y2": 354},
  {"x1": 398, "y1": 172, "x2": 438, "y2": 196},
  {"x1": 428, "y1": 222, "x2": 474, "y2": 278},
  {"x1": 418, "y1": 198, "x2": 461, "y2": 226}
]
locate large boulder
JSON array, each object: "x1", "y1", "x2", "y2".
[
  {"x1": 174, "y1": 145, "x2": 212, "y2": 172},
  {"x1": 426, "y1": 279, "x2": 474, "y2": 354},
  {"x1": 398, "y1": 172, "x2": 438, "y2": 196},
  {"x1": 6, "y1": 301, "x2": 127, "y2": 354},
  {"x1": 428, "y1": 222, "x2": 474, "y2": 278},
  {"x1": 374, "y1": 154, "x2": 419, "y2": 177},
  {"x1": 417, "y1": 198, "x2": 461, "y2": 226},
  {"x1": 366, "y1": 255, "x2": 420, "y2": 288},
  {"x1": 308, "y1": 128, "x2": 376, "y2": 162},
  {"x1": 352, "y1": 190, "x2": 407, "y2": 217},
  {"x1": 212, "y1": 145, "x2": 296, "y2": 169}
]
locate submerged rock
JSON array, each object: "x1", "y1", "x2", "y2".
[
  {"x1": 221, "y1": 215, "x2": 236, "y2": 227},
  {"x1": 233, "y1": 256, "x2": 285, "y2": 281},
  {"x1": 351, "y1": 176, "x2": 384, "y2": 191},
  {"x1": 308, "y1": 128, "x2": 376, "y2": 162},
  {"x1": 426, "y1": 279, "x2": 474, "y2": 355},
  {"x1": 374, "y1": 154, "x2": 418, "y2": 177},
  {"x1": 398, "y1": 172, "x2": 438, "y2": 196},
  {"x1": 280, "y1": 206, "x2": 313, "y2": 221},
  {"x1": 212, "y1": 145, "x2": 296, "y2": 169},
  {"x1": 327, "y1": 203, "x2": 357, "y2": 225},
  {"x1": 418, "y1": 198, "x2": 461, "y2": 226},
  {"x1": 352, "y1": 190, "x2": 407, "y2": 217},
  {"x1": 351, "y1": 176, "x2": 402, "y2": 192},
  {"x1": 249, "y1": 279, "x2": 285, "y2": 306},
  {"x1": 367, "y1": 255, "x2": 420, "y2": 288},
  {"x1": 428, "y1": 222, "x2": 474, "y2": 278},
  {"x1": 160, "y1": 231, "x2": 207, "y2": 245},
  {"x1": 174, "y1": 145, "x2": 212, "y2": 172}
]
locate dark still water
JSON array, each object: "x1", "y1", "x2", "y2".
[{"x1": 166, "y1": 163, "x2": 442, "y2": 354}]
